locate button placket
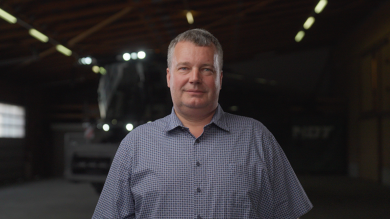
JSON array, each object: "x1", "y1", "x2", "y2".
[{"x1": 194, "y1": 136, "x2": 201, "y2": 216}]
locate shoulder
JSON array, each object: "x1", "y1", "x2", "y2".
[
  {"x1": 114, "y1": 115, "x2": 170, "y2": 163},
  {"x1": 223, "y1": 112, "x2": 270, "y2": 134},
  {"x1": 121, "y1": 115, "x2": 170, "y2": 143}
]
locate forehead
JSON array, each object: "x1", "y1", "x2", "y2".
[{"x1": 172, "y1": 41, "x2": 217, "y2": 63}]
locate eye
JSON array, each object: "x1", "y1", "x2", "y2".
[{"x1": 202, "y1": 68, "x2": 214, "y2": 74}]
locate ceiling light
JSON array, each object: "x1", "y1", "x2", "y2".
[
  {"x1": 102, "y1": 124, "x2": 110, "y2": 131},
  {"x1": 303, "y1": 17, "x2": 315, "y2": 30},
  {"x1": 123, "y1": 53, "x2": 131, "y2": 61},
  {"x1": 56, "y1": 44, "x2": 72, "y2": 56},
  {"x1": 79, "y1": 57, "x2": 92, "y2": 65},
  {"x1": 314, "y1": 0, "x2": 328, "y2": 14},
  {"x1": 186, "y1": 11, "x2": 194, "y2": 24},
  {"x1": 29, "y1": 28, "x2": 49, "y2": 43},
  {"x1": 137, "y1": 51, "x2": 146, "y2": 59},
  {"x1": 256, "y1": 78, "x2": 267, "y2": 84},
  {"x1": 295, "y1": 31, "x2": 305, "y2": 42},
  {"x1": 131, "y1": 52, "x2": 137, "y2": 60},
  {"x1": 92, "y1": 66, "x2": 100, "y2": 73},
  {"x1": 84, "y1": 57, "x2": 92, "y2": 65},
  {"x1": 229, "y1": 106, "x2": 238, "y2": 112},
  {"x1": 0, "y1": 8, "x2": 17, "y2": 24},
  {"x1": 126, "y1": 123, "x2": 134, "y2": 131},
  {"x1": 99, "y1": 67, "x2": 107, "y2": 75},
  {"x1": 86, "y1": 57, "x2": 92, "y2": 64}
]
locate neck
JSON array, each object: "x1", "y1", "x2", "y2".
[{"x1": 174, "y1": 106, "x2": 217, "y2": 137}]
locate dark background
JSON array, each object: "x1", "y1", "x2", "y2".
[{"x1": 1, "y1": 0, "x2": 390, "y2": 218}]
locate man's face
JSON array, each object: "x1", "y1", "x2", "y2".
[{"x1": 167, "y1": 41, "x2": 222, "y2": 112}]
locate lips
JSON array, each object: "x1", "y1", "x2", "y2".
[{"x1": 185, "y1": 89, "x2": 206, "y2": 93}]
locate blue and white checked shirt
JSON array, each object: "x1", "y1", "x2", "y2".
[{"x1": 93, "y1": 105, "x2": 313, "y2": 219}]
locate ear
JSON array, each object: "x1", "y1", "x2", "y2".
[{"x1": 166, "y1": 68, "x2": 171, "y2": 88}]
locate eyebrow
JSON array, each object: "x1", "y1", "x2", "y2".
[
  {"x1": 176, "y1": 62, "x2": 191, "y2": 66},
  {"x1": 176, "y1": 62, "x2": 215, "y2": 69}
]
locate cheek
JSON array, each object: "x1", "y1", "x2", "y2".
[{"x1": 173, "y1": 77, "x2": 188, "y2": 87}]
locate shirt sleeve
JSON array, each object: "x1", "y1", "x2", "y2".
[
  {"x1": 92, "y1": 135, "x2": 135, "y2": 219},
  {"x1": 258, "y1": 122, "x2": 313, "y2": 218}
]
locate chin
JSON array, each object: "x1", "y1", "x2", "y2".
[{"x1": 182, "y1": 102, "x2": 208, "y2": 109}]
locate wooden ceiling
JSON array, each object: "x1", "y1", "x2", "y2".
[
  {"x1": 0, "y1": 0, "x2": 386, "y2": 120},
  {"x1": 0, "y1": 0, "x2": 384, "y2": 83}
]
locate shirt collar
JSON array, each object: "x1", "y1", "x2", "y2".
[{"x1": 164, "y1": 104, "x2": 230, "y2": 132}]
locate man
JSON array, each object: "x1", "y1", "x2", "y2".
[{"x1": 93, "y1": 29, "x2": 312, "y2": 218}]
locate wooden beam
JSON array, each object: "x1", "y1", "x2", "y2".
[
  {"x1": 202, "y1": 0, "x2": 277, "y2": 30},
  {"x1": 21, "y1": 7, "x2": 132, "y2": 65}
]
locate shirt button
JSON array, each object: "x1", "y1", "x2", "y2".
[
  {"x1": 197, "y1": 215, "x2": 202, "y2": 219},
  {"x1": 196, "y1": 161, "x2": 201, "y2": 167},
  {"x1": 197, "y1": 187, "x2": 201, "y2": 193},
  {"x1": 195, "y1": 139, "x2": 200, "y2": 143}
]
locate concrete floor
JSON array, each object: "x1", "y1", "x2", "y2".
[
  {"x1": 0, "y1": 176, "x2": 389, "y2": 219},
  {"x1": 0, "y1": 179, "x2": 99, "y2": 219}
]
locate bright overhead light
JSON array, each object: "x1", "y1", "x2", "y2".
[
  {"x1": 92, "y1": 66, "x2": 100, "y2": 73},
  {"x1": 126, "y1": 123, "x2": 134, "y2": 131},
  {"x1": 137, "y1": 51, "x2": 146, "y2": 59},
  {"x1": 56, "y1": 44, "x2": 72, "y2": 56},
  {"x1": 85, "y1": 57, "x2": 92, "y2": 64},
  {"x1": 186, "y1": 11, "x2": 194, "y2": 24},
  {"x1": 102, "y1": 124, "x2": 110, "y2": 131},
  {"x1": 0, "y1": 8, "x2": 17, "y2": 24},
  {"x1": 123, "y1": 53, "x2": 131, "y2": 61},
  {"x1": 99, "y1": 67, "x2": 107, "y2": 75},
  {"x1": 295, "y1": 31, "x2": 305, "y2": 42},
  {"x1": 315, "y1": 0, "x2": 328, "y2": 14},
  {"x1": 79, "y1": 57, "x2": 92, "y2": 65},
  {"x1": 29, "y1": 28, "x2": 49, "y2": 43},
  {"x1": 303, "y1": 17, "x2": 315, "y2": 30},
  {"x1": 131, "y1": 52, "x2": 137, "y2": 60}
]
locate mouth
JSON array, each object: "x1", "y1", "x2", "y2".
[{"x1": 185, "y1": 89, "x2": 205, "y2": 94}]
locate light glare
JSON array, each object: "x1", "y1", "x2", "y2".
[
  {"x1": 186, "y1": 11, "x2": 194, "y2": 24},
  {"x1": 137, "y1": 51, "x2": 146, "y2": 59},
  {"x1": 0, "y1": 8, "x2": 17, "y2": 24},
  {"x1": 56, "y1": 44, "x2": 72, "y2": 56},
  {"x1": 84, "y1": 57, "x2": 92, "y2": 65},
  {"x1": 131, "y1": 52, "x2": 137, "y2": 60},
  {"x1": 99, "y1": 67, "x2": 107, "y2": 75},
  {"x1": 29, "y1": 29, "x2": 49, "y2": 43},
  {"x1": 303, "y1": 17, "x2": 315, "y2": 30},
  {"x1": 92, "y1": 66, "x2": 100, "y2": 73},
  {"x1": 123, "y1": 53, "x2": 131, "y2": 61},
  {"x1": 295, "y1": 31, "x2": 305, "y2": 42},
  {"x1": 126, "y1": 123, "x2": 134, "y2": 131},
  {"x1": 102, "y1": 124, "x2": 110, "y2": 131},
  {"x1": 314, "y1": 0, "x2": 328, "y2": 14}
]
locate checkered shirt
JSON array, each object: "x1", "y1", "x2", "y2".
[{"x1": 92, "y1": 105, "x2": 313, "y2": 219}]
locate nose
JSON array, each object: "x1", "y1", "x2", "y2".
[{"x1": 189, "y1": 68, "x2": 201, "y2": 84}]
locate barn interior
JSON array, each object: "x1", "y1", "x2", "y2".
[{"x1": 1, "y1": 0, "x2": 390, "y2": 218}]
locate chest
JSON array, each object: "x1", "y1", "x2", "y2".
[{"x1": 130, "y1": 130, "x2": 265, "y2": 199}]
